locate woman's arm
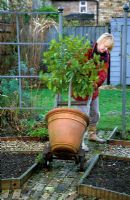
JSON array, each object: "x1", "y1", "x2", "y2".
[{"x1": 96, "y1": 62, "x2": 109, "y2": 87}]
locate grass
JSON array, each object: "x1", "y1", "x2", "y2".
[
  {"x1": 98, "y1": 88, "x2": 130, "y2": 132},
  {"x1": 24, "y1": 86, "x2": 130, "y2": 136},
  {"x1": 30, "y1": 88, "x2": 55, "y2": 113}
]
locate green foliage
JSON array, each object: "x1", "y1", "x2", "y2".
[
  {"x1": 41, "y1": 35, "x2": 104, "y2": 98},
  {"x1": 0, "y1": 79, "x2": 19, "y2": 107},
  {"x1": 0, "y1": 75, "x2": 30, "y2": 108},
  {"x1": 0, "y1": 67, "x2": 31, "y2": 133},
  {"x1": 35, "y1": 5, "x2": 58, "y2": 22},
  {"x1": 0, "y1": 0, "x2": 8, "y2": 10},
  {"x1": 28, "y1": 127, "x2": 48, "y2": 138},
  {"x1": 127, "y1": 134, "x2": 130, "y2": 140},
  {"x1": 6, "y1": 0, "x2": 32, "y2": 11},
  {"x1": 23, "y1": 14, "x2": 31, "y2": 24},
  {"x1": 35, "y1": 153, "x2": 44, "y2": 164}
]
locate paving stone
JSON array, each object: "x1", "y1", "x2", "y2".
[
  {"x1": 47, "y1": 178, "x2": 59, "y2": 187},
  {"x1": 12, "y1": 189, "x2": 21, "y2": 199},
  {"x1": 44, "y1": 186, "x2": 55, "y2": 194},
  {"x1": 49, "y1": 192, "x2": 60, "y2": 200},
  {"x1": 1, "y1": 190, "x2": 10, "y2": 199},
  {"x1": 55, "y1": 183, "x2": 69, "y2": 193},
  {"x1": 66, "y1": 191, "x2": 78, "y2": 200},
  {"x1": 63, "y1": 177, "x2": 74, "y2": 185},
  {"x1": 32, "y1": 183, "x2": 46, "y2": 191},
  {"x1": 30, "y1": 190, "x2": 43, "y2": 200},
  {"x1": 20, "y1": 186, "x2": 33, "y2": 198},
  {"x1": 20, "y1": 196, "x2": 30, "y2": 200},
  {"x1": 57, "y1": 193, "x2": 69, "y2": 200},
  {"x1": 56, "y1": 169, "x2": 69, "y2": 178},
  {"x1": 39, "y1": 192, "x2": 50, "y2": 200}
]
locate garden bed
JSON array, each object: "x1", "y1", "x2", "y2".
[
  {"x1": 107, "y1": 129, "x2": 130, "y2": 147},
  {"x1": 0, "y1": 152, "x2": 39, "y2": 190},
  {"x1": 0, "y1": 131, "x2": 48, "y2": 142},
  {"x1": 0, "y1": 135, "x2": 48, "y2": 142},
  {"x1": 78, "y1": 154, "x2": 130, "y2": 200}
]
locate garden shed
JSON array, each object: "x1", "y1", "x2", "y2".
[{"x1": 110, "y1": 17, "x2": 130, "y2": 86}]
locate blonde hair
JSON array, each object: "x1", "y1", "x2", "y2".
[{"x1": 97, "y1": 33, "x2": 114, "y2": 51}]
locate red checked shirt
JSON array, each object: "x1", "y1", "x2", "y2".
[{"x1": 73, "y1": 43, "x2": 110, "y2": 101}]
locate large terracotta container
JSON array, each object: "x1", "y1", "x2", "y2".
[{"x1": 45, "y1": 107, "x2": 89, "y2": 153}]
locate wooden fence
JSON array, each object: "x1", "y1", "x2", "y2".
[
  {"x1": 46, "y1": 25, "x2": 109, "y2": 43},
  {"x1": 64, "y1": 25, "x2": 109, "y2": 41}
]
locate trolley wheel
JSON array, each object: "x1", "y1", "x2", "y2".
[
  {"x1": 79, "y1": 155, "x2": 85, "y2": 171},
  {"x1": 42, "y1": 151, "x2": 53, "y2": 168},
  {"x1": 75, "y1": 154, "x2": 80, "y2": 164},
  {"x1": 79, "y1": 148, "x2": 86, "y2": 171}
]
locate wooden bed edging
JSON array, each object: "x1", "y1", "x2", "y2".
[{"x1": 77, "y1": 154, "x2": 130, "y2": 200}]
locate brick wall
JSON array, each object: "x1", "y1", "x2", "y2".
[
  {"x1": 99, "y1": 0, "x2": 130, "y2": 24},
  {"x1": 51, "y1": 1, "x2": 96, "y2": 16},
  {"x1": 51, "y1": 0, "x2": 130, "y2": 24},
  {"x1": 52, "y1": 1, "x2": 79, "y2": 15}
]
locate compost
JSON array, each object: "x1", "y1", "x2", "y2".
[
  {"x1": 0, "y1": 152, "x2": 36, "y2": 179},
  {"x1": 83, "y1": 157, "x2": 130, "y2": 195}
]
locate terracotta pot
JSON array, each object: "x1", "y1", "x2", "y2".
[{"x1": 45, "y1": 107, "x2": 89, "y2": 153}]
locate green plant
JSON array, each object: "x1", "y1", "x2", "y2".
[
  {"x1": 0, "y1": 72, "x2": 31, "y2": 134},
  {"x1": 36, "y1": 5, "x2": 58, "y2": 22},
  {"x1": 35, "y1": 153, "x2": 44, "y2": 164},
  {"x1": 41, "y1": 35, "x2": 104, "y2": 98},
  {"x1": 28, "y1": 127, "x2": 48, "y2": 138},
  {"x1": 127, "y1": 134, "x2": 130, "y2": 140},
  {"x1": 0, "y1": 0, "x2": 9, "y2": 10},
  {"x1": 6, "y1": 0, "x2": 32, "y2": 11}
]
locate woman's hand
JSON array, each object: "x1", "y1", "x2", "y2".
[{"x1": 93, "y1": 82, "x2": 98, "y2": 90}]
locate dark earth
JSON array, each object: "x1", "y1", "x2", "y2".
[
  {"x1": 0, "y1": 133, "x2": 17, "y2": 137},
  {"x1": 83, "y1": 157, "x2": 130, "y2": 195},
  {"x1": 0, "y1": 153, "x2": 36, "y2": 179},
  {"x1": 113, "y1": 131, "x2": 130, "y2": 140}
]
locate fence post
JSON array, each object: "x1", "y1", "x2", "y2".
[
  {"x1": 122, "y1": 3, "x2": 129, "y2": 138},
  {"x1": 16, "y1": 13, "x2": 22, "y2": 109},
  {"x1": 58, "y1": 7, "x2": 64, "y2": 38},
  {"x1": 54, "y1": 7, "x2": 64, "y2": 108}
]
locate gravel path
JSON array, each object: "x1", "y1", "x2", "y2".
[
  {"x1": 1, "y1": 140, "x2": 46, "y2": 152},
  {"x1": 103, "y1": 144, "x2": 130, "y2": 157},
  {"x1": 1, "y1": 139, "x2": 130, "y2": 157}
]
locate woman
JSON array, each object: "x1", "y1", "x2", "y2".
[{"x1": 73, "y1": 33, "x2": 115, "y2": 151}]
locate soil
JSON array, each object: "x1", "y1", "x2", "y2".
[
  {"x1": 0, "y1": 133, "x2": 17, "y2": 137},
  {"x1": 111, "y1": 131, "x2": 130, "y2": 140},
  {"x1": 83, "y1": 157, "x2": 130, "y2": 195},
  {"x1": 0, "y1": 152, "x2": 37, "y2": 179}
]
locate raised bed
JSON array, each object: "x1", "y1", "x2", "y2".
[
  {"x1": 0, "y1": 152, "x2": 40, "y2": 190},
  {"x1": 77, "y1": 154, "x2": 130, "y2": 200},
  {"x1": 0, "y1": 136, "x2": 48, "y2": 142},
  {"x1": 107, "y1": 128, "x2": 130, "y2": 147}
]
